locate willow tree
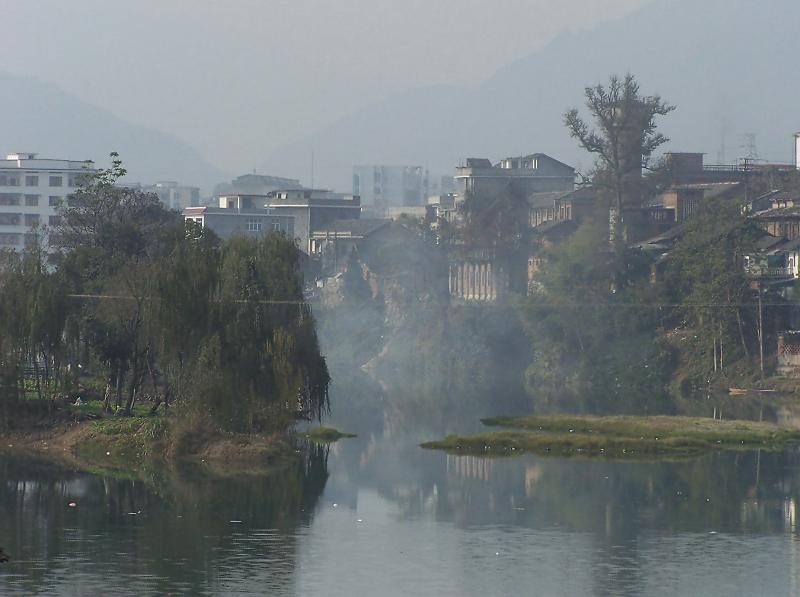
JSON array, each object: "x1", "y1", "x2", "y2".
[{"x1": 564, "y1": 74, "x2": 674, "y2": 250}]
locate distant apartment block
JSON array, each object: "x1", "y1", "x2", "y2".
[
  {"x1": 0, "y1": 152, "x2": 95, "y2": 252},
  {"x1": 183, "y1": 206, "x2": 294, "y2": 241},
  {"x1": 124, "y1": 181, "x2": 200, "y2": 211},
  {"x1": 353, "y1": 165, "x2": 426, "y2": 215},
  {"x1": 454, "y1": 154, "x2": 575, "y2": 200},
  {"x1": 150, "y1": 181, "x2": 199, "y2": 211}
]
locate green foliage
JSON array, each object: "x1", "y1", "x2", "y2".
[
  {"x1": 0, "y1": 154, "x2": 330, "y2": 437},
  {"x1": 520, "y1": 214, "x2": 673, "y2": 413}
]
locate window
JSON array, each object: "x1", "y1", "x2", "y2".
[
  {"x1": 25, "y1": 194, "x2": 40, "y2": 206},
  {"x1": 272, "y1": 222, "x2": 282, "y2": 232},
  {"x1": 49, "y1": 196, "x2": 62, "y2": 207},
  {"x1": 0, "y1": 194, "x2": 21, "y2": 206},
  {"x1": 24, "y1": 214, "x2": 40, "y2": 226},
  {"x1": 49, "y1": 176, "x2": 63, "y2": 187},
  {"x1": 25, "y1": 175, "x2": 39, "y2": 187},
  {"x1": 0, "y1": 175, "x2": 20, "y2": 186},
  {"x1": 247, "y1": 218, "x2": 263, "y2": 232},
  {"x1": 0, "y1": 213, "x2": 21, "y2": 226},
  {"x1": 48, "y1": 215, "x2": 62, "y2": 226},
  {"x1": 0, "y1": 233, "x2": 21, "y2": 246}
]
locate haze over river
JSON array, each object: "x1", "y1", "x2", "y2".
[{"x1": 3, "y1": 386, "x2": 800, "y2": 596}]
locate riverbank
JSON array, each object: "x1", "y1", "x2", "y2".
[
  {"x1": 421, "y1": 414, "x2": 800, "y2": 457},
  {"x1": 0, "y1": 401, "x2": 353, "y2": 478}
]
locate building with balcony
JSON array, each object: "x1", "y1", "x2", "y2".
[{"x1": 0, "y1": 152, "x2": 95, "y2": 252}]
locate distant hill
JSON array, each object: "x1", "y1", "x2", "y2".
[
  {"x1": 0, "y1": 72, "x2": 227, "y2": 192},
  {"x1": 264, "y1": 0, "x2": 800, "y2": 191}
]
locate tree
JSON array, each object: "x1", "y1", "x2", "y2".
[{"x1": 564, "y1": 74, "x2": 675, "y2": 250}]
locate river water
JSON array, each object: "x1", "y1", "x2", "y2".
[{"x1": 3, "y1": 423, "x2": 800, "y2": 596}]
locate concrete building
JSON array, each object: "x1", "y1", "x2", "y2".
[
  {"x1": 214, "y1": 173, "x2": 303, "y2": 198},
  {"x1": 454, "y1": 154, "x2": 575, "y2": 202},
  {"x1": 264, "y1": 189, "x2": 361, "y2": 254},
  {"x1": 353, "y1": 165, "x2": 426, "y2": 215},
  {"x1": 183, "y1": 206, "x2": 294, "y2": 241},
  {"x1": 214, "y1": 189, "x2": 361, "y2": 254},
  {"x1": 0, "y1": 152, "x2": 95, "y2": 252}
]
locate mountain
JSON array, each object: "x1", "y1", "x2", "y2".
[
  {"x1": 0, "y1": 72, "x2": 227, "y2": 192},
  {"x1": 264, "y1": 0, "x2": 800, "y2": 191}
]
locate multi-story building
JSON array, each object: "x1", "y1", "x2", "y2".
[
  {"x1": 215, "y1": 189, "x2": 362, "y2": 254},
  {"x1": 0, "y1": 152, "x2": 94, "y2": 252},
  {"x1": 353, "y1": 165, "x2": 426, "y2": 215},
  {"x1": 183, "y1": 206, "x2": 294, "y2": 241},
  {"x1": 454, "y1": 154, "x2": 575, "y2": 202},
  {"x1": 214, "y1": 173, "x2": 303, "y2": 198}
]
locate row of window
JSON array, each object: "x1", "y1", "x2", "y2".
[
  {"x1": 246, "y1": 218, "x2": 283, "y2": 232},
  {"x1": 0, "y1": 213, "x2": 60, "y2": 226},
  {"x1": 0, "y1": 194, "x2": 76, "y2": 207},
  {"x1": 0, "y1": 174, "x2": 87, "y2": 188}
]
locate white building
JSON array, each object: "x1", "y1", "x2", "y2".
[{"x1": 0, "y1": 152, "x2": 95, "y2": 252}]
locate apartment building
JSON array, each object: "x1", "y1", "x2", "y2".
[{"x1": 0, "y1": 152, "x2": 95, "y2": 252}]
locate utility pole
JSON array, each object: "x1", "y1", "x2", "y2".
[{"x1": 758, "y1": 284, "x2": 764, "y2": 378}]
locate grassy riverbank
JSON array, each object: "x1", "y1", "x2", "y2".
[
  {"x1": 0, "y1": 399, "x2": 332, "y2": 477},
  {"x1": 421, "y1": 414, "x2": 800, "y2": 457}
]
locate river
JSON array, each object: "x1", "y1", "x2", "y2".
[{"x1": 3, "y1": 399, "x2": 800, "y2": 597}]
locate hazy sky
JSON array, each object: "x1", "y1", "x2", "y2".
[{"x1": 1, "y1": 0, "x2": 647, "y2": 174}]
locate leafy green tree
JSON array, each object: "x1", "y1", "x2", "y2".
[{"x1": 564, "y1": 74, "x2": 674, "y2": 250}]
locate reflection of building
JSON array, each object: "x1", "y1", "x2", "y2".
[
  {"x1": 0, "y1": 152, "x2": 95, "y2": 252},
  {"x1": 353, "y1": 165, "x2": 426, "y2": 214},
  {"x1": 183, "y1": 206, "x2": 293, "y2": 240}
]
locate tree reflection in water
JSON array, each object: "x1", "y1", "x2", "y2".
[{"x1": 0, "y1": 444, "x2": 329, "y2": 595}]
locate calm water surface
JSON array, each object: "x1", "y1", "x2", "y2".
[{"x1": 3, "y1": 412, "x2": 800, "y2": 595}]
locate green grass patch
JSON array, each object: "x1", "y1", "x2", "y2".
[
  {"x1": 301, "y1": 426, "x2": 357, "y2": 443},
  {"x1": 421, "y1": 415, "x2": 800, "y2": 458},
  {"x1": 75, "y1": 416, "x2": 169, "y2": 471}
]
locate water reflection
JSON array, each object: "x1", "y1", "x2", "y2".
[
  {"x1": 0, "y1": 445, "x2": 329, "y2": 596},
  {"x1": 5, "y1": 398, "x2": 800, "y2": 595}
]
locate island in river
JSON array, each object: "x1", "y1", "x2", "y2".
[{"x1": 421, "y1": 414, "x2": 800, "y2": 458}]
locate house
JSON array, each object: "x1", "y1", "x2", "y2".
[{"x1": 310, "y1": 218, "x2": 391, "y2": 270}]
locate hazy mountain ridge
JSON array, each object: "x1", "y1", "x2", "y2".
[
  {"x1": 264, "y1": 0, "x2": 800, "y2": 190},
  {"x1": 0, "y1": 72, "x2": 228, "y2": 192}
]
